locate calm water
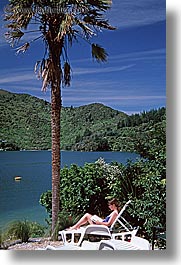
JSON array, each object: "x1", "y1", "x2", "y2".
[{"x1": 0, "y1": 151, "x2": 139, "y2": 228}]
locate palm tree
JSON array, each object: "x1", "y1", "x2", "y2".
[{"x1": 4, "y1": 0, "x2": 115, "y2": 235}]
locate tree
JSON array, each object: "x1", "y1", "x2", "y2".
[{"x1": 4, "y1": 0, "x2": 115, "y2": 235}]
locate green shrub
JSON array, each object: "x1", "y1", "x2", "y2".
[
  {"x1": 40, "y1": 158, "x2": 166, "y2": 240},
  {"x1": 4, "y1": 220, "x2": 31, "y2": 243},
  {"x1": 40, "y1": 160, "x2": 111, "y2": 218},
  {"x1": 0, "y1": 229, "x2": 7, "y2": 249},
  {"x1": 29, "y1": 222, "x2": 46, "y2": 238},
  {"x1": 3, "y1": 220, "x2": 46, "y2": 243}
]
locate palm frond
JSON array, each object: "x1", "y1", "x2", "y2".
[
  {"x1": 5, "y1": 29, "x2": 24, "y2": 47},
  {"x1": 34, "y1": 60, "x2": 42, "y2": 79},
  {"x1": 63, "y1": 62, "x2": 71, "y2": 87},
  {"x1": 56, "y1": 13, "x2": 74, "y2": 41},
  {"x1": 86, "y1": 0, "x2": 112, "y2": 10},
  {"x1": 15, "y1": 42, "x2": 30, "y2": 54},
  {"x1": 4, "y1": 5, "x2": 34, "y2": 30},
  {"x1": 75, "y1": 18, "x2": 95, "y2": 39},
  {"x1": 34, "y1": 59, "x2": 53, "y2": 91},
  {"x1": 92, "y1": 43, "x2": 108, "y2": 62},
  {"x1": 84, "y1": 16, "x2": 116, "y2": 30}
]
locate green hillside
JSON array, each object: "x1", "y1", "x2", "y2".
[
  {"x1": 61, "y1": 103, "x2": 127, "y2": 150},
  {"x1": 0, "y1": 89, "x2": 51, "y2": 150},
  {"x1": 0, "y1": 89, "x2": 166, "y2": 152}
]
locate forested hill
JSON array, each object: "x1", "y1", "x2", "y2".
[{"x1": 0, "y1": 89, "x2": 166, "y2": 152}]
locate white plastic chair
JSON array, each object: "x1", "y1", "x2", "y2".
[
  {"x1": 78, "y1": 224, "x2": 112, "y2": 248},
  {"x1": 110, "y1": 200, "x2": 139, "y2": 241},
  {"x1": 98, "y1": 239, "x2": 143, "y2": 250},
  {"x1": 58, "y1": 200, "x2": 135, "y2": 245},
  {"x1": 59, "y1": 226, "x2": 85, "y2": 245},
  {"x1": 110, "y1": 200, "x2": 133, "y2": 232},
  {"x1": 131, "y1": 236, "x2": 151, "y2": 250},
  {"x1": 99, "y1": 236, "x2": 151, "y2": 250}
]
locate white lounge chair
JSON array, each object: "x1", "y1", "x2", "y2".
[
  {"x1": 39, "y1": 226, "x2": 146, "y2": 250},
  {"x1": 99, "y1": 236, "x2": 151, "y2": 250},
  {"x1": 59, "y1": 226, "x2": 85, "y2": 245},
  {"x1": 109, "y1": 200, "x2": 133, "y2": 232},
  {"x1": 78, "y1": 224, "x2": 112, "y2": 249},
  {"x1": 131, "y1": 236, "x2": 151, "y2": 250},
  {"x1": 58, "y1": 200, "x2": 137, "y2": 245},
  {"x1": 109, "y1": 200, "x2": 139, "y2": 240}
]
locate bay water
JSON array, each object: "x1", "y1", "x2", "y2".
[{"x1": 0, "y1": 151, "x2": 139, "y2": 228}]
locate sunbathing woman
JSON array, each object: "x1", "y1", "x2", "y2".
[{"x1": 68, "y1": 198, "x2": 120, "y2": 230}]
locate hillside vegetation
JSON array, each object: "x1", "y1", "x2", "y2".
[
  {"x1": 0, "y1": 89, "x2": 166, "y2": 152},
  {"x1": 0, "y1": 89, "x2": 51, "y2": 150}
]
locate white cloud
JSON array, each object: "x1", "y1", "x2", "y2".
[
  {"x1": 73, "y1": 64, "x2": 135, "y2": 76},
  {"x1": 109, "y1": 48, "x2": 166, "y2": 63},
  {"x1": 0, "y1": 71, "x2": 35, "y2": 84},
  {"x1": 108, "y1": 0, "x2": 165, "y2": 28},
  {"x1": 62, "y1": 94, "x2": 165, "y2": 102}
]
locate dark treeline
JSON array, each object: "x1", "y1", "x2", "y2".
[{"x1": 117, "y1": 107, "x2": 166, "y2": 129}]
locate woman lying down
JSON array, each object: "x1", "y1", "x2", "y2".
[{"x1": 67, "y1": 198, "x2": 120, "y2": 230}]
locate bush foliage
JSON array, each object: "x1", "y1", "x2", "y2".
[
  {"x1": 40, "y1": 159, "x2": 166, "y2": 239},
  {"x1": 1, "y1": 220, "x2": 46, "y2": 247},
  {"x1": 40, "y1": 111, "x2": 166, "y2": 239}
]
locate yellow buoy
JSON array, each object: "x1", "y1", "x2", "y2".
[{"x1": 14, "y1": 176, "x2": 22, "y2": 181}]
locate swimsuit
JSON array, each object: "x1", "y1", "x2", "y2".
[{"x1": 103, "y1": 215, "x2": 111, "y2": 222}]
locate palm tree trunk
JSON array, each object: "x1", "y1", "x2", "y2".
[
  {"x1": 48, "y1": 39, "x2": 63, "y2": 236},
  {"x1": 51, "y1": 81, "x2": 61, "y2": 235},
  {"x1": 45, "y1": 19, "x2": 64, "y2": 236}
]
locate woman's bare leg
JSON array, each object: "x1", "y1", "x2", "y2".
[{"x1": 68, "y1": 213, "x2": 93, "y2": 230}]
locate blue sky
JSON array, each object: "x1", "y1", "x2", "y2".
[{"x1": 0, "y1": 0, "x2": 166, "y2": 114}]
